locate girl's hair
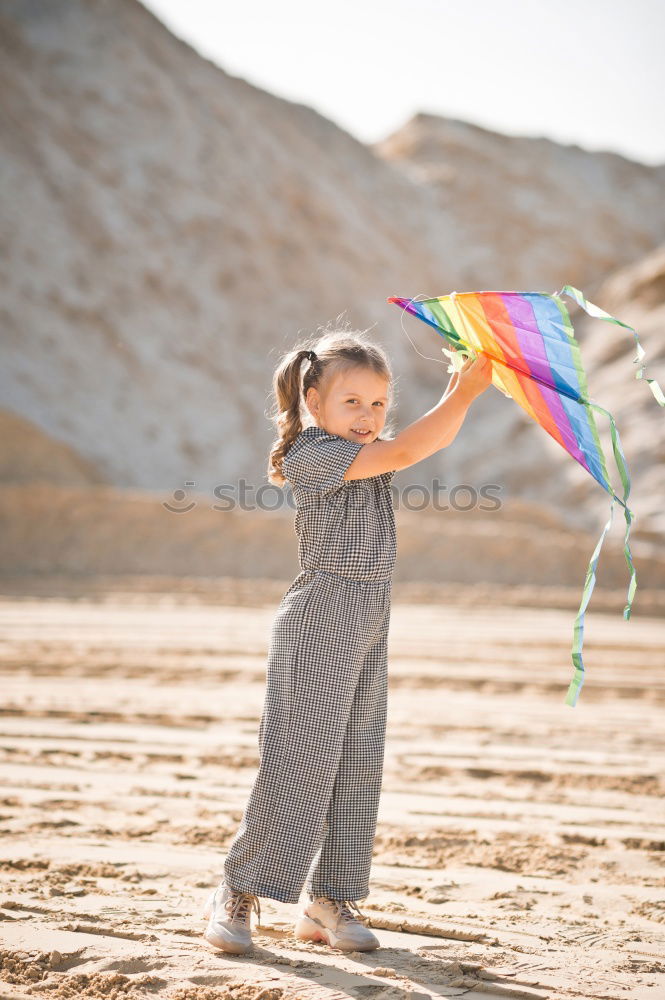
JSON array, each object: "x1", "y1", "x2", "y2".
[{"x1": 267, "y1": 319, "x2": 396, "y2": 486}]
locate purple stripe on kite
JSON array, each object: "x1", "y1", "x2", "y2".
[
  {"x1": 498, "y1": 295, "x2": 563, "y2": 388},
  {"x1": 501, "y1": 293, "x2": 591, "y2": 475},
  {"x1": 528, "y1": 294, "x2": 610, "y2": 491}
]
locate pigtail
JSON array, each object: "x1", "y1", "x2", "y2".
[{"x1": 267, "y1": 347, "x2": 319, "y2": 486}]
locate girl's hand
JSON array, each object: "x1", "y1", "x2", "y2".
[{"x1": 456, "y1": 352, "x2": 492, "y2": 400}]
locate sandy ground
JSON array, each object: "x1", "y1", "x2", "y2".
[{"x1": 0, "y1": 582, "x2": 664, "y2": 1000}]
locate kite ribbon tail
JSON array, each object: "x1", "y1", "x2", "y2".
[
  {"x1": 566, "y1": 399, "x2": 638, "y2": 708},
  {"x1": 565, "y1": 496, "x2": 616, "y2": 707},
  {"x1": 588, "y1": 401, "x2": 637, "y2": 621},
  {"x1": 556, "y1": 284, "x2": 665, "y2": 407}
]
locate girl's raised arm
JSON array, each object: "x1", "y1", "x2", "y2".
[{"x1": 344, "y1": 353, "x2": 492, "y2": 481}]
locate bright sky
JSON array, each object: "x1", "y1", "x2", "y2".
[{"x1": 141, "y1": 0, "x2": 665, "y2": 166}]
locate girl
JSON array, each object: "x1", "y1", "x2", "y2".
[{"x1": 203, "y1": 327, "x2": 491, "y2": 954}]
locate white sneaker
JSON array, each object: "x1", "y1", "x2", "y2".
[
  {"x1": 294, "y1": 894, "x2": 380, "y2": 951},
  {"x1": 201, "y1": 881, "x2": 261, "y2": 954}
]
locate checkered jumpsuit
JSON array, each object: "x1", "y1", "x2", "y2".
[{"x1": 223, "y1": 425, "x2": 396, "y2": 904}]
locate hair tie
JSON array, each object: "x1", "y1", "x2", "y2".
[{"x1": 306, "y1": 350, "x2": 317, "y2": 363}]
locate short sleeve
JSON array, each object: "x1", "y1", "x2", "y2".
[{"x1": 283, "y1": 432, "x2": 364, "y2": 495}]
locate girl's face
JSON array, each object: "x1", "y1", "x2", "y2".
[{"x1": 305, "y1": 365, "x2": 390, "y2": 444}]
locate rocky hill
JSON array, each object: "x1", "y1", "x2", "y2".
[{"x1": 374, "y1": 113, "x2": 665, "y2": 292}]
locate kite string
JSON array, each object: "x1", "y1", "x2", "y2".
[
  {"x1": 396, "y1": 293, "x2": 451, "y2": 367},
  {"x1": 396, "y1": 292, "x2": 463, "y2": 400}
]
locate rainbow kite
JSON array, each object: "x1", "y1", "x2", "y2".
[{"x1": 388, "y1": 286, "x2": 664, "y2": 707}]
